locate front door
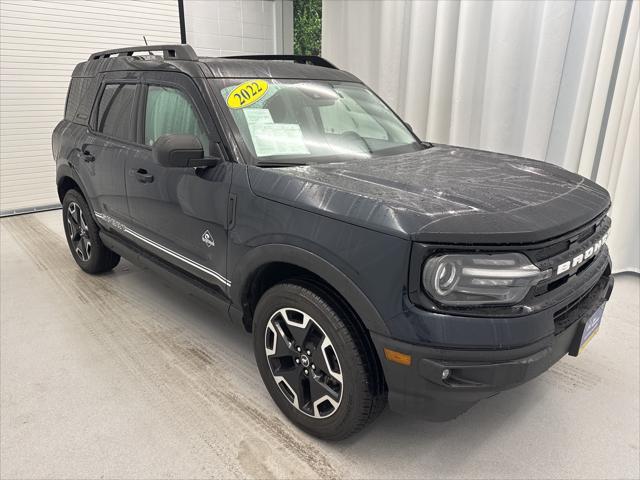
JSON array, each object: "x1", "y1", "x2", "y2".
[{"x1": 124, "y1": 71, "x2": 232, "y2": 294}]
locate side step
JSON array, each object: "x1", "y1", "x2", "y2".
[{"x1": 99, "y1": 230, "x2": 234, "y2": 322}]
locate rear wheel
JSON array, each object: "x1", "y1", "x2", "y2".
[
  {"x1": 62, "y1": 189, "x2": 120, "y2": 274},
  {"x1": 253, "y1": 282, "x2": 386, "y2": 440}
]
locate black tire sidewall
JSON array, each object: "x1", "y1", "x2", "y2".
[{"x1": 253, "y1": 283, "x2": 373, "y2": 440}]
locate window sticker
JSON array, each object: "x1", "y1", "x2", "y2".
[
  {"x1": 243, "y1": 108, "x2": 274, "y2": 126},
  {"x1": 250, "y1": 123, "x2": 310, "y2": 157},
  {"x1": 227, "y1": 80, "x2": 269, "y2": 109}
]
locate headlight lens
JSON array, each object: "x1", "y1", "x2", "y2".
[{"x1": 422, "y1": 253, "x2": 551, "y2": 306}]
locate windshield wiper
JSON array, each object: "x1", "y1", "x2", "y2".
[{"x1": 256, "y1": 161, "x2": 309, "y2": 168}]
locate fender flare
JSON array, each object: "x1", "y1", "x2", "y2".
[
  {"x1": 56, "y1": 164, "x2": 106, "y2": 227},
  {"x1": 230, "y1": 243, "x2": 390, "y2": 335},
  {"x1": 56, "y1": 164, "x2": 88, "y2": 200}
]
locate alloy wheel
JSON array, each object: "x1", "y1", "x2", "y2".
[
  {"x1": 265, "y1": 307, "x2": 343, "y2": 418},
  {"x1": 67, "y1": 202, "x2": 92, "y2": 262}
]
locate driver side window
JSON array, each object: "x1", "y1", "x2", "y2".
[{"x1": 144, "y1": 85, "x2": 209, "y2": 153}]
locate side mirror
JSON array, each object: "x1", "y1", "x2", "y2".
[{"x1": 152, "y1": 134, "x2": 221, "y2": 168}]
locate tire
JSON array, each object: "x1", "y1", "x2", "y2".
[
  {"x1": 253, "y1": 282, "x2": 386, "y2": 440},
  {"x1": 62, "y1": 189, "x2": 120, "y2": 274}
]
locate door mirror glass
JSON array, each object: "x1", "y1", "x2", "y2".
[{"x1": 152, "y1": 134, "x2": 205, "y2": 168}]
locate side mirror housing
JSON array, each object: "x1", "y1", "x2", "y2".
[{"x1": 152, "y1": 134, "x2": 221, "y2": 168}]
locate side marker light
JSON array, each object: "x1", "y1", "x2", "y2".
[{"x1": 384, "y1": 348, "x2": 412, "y2": 366}]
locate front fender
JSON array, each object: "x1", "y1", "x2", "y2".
[{"x1": 230, "y1": 243, "x2": 390, "y2": 336}]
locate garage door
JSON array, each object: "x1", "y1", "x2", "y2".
[{"x1": 0, "y1": 0, "x2": 181, "y2": 216}]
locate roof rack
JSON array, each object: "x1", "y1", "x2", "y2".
[
  {"x1": 223, "y1": 55, "x2": 338, "y2": 70},
  {"x1": 89, "y1": 44, "x2": 198, "y2": 61}
]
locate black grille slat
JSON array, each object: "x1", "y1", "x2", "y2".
[
  {"x1": 553, "y1": 277, "x2": 608, "y2": 334},
  {"x1": 529, "y1": 216, "x2": 609, "y2": 298}
]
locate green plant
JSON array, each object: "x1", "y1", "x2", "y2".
[{"x1": 294, "y1": 0, "x2": 322, "y2": 56}]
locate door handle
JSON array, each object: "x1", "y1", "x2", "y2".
[
  {"x1": 81, "y1": 152, "x2": 95, "y2": 162},
  {"x1": 80, "y1": 145, "x2": 94, "y2": 162},
  {"x1": 133, "y1": 168, "x2": 154, "y2": 184}
]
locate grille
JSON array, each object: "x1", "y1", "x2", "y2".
[
  {"x1": 530, "y1": 216, "x2": 610, "y2": 298},
  {"x1": 553, "y1": 276, "x2": 608, "y2": 334}
]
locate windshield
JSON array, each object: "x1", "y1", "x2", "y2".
[{"x1": 215, "y1": 79, "x2": 423, "y2": 165}]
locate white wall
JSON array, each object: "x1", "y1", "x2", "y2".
[
  {"x1": 183, "y1": 0, "x2": 292, "y2": 57},
  {"x1": 0, "y1": 0, "x2": 181, "y2": 215},
  {"x1": 323, "y1": 0, "x2": 639, "y2": 273},
  {"x1": 0, "y1": 0, "x2": 293, "y2": 216}
]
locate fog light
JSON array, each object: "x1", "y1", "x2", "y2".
[{"x1": 442, "y1": 368, "x2": 451, "y2": 380}]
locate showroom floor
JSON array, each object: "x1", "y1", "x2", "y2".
[{"x1": 1, "y1": 210, "x2": 638, "y2": 480}]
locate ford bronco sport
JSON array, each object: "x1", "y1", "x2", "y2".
[{"x1": 53, "y1": 44, "x2": 614, "y2": 440}]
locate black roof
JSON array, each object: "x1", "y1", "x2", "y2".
[{"x1": 73, "y1": 44, "x2": 360, "y2": 83}]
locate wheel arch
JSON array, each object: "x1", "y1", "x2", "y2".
[
  {"x1": 56, "y1": 165, "x2": 88, "y2": 204},
  {"x1": 231, "y1": 244, "x2": 390, "y2": 338}
]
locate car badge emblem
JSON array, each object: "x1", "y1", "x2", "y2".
[{"x1": 201, "y1": 230, "x2": 215, "y2": 248}]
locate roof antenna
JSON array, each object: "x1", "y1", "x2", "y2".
[{"x1": 143, "y1": 35, "x2": 153, "y2": 55}]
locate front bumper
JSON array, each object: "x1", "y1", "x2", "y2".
[{"x1": 371, "y1": 274, "x2": 614, "y2": 421}]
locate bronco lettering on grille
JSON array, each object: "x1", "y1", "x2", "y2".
[{"x1": 556, "y1": 233, "x2": 608, "y2": 276}]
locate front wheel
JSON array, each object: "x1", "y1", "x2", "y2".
[{"x1": 253, "y1": 282, "x2": 386, "y2": 440}]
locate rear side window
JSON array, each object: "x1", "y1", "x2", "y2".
[
  {"x1": 96, "y1": 84, "x2": 137, "y2": 141},
  {"x1": 65, "y1": 78, "x2": 91, "y2": 123},
  {"x1": 64, "y1": 79, "x2": 80, "y2": 121},
  {"x1": 144, "y1": 85, "x2": 208, "y2": 151}
]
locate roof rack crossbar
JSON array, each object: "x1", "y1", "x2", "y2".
[
  {"x1": 89, "y1": 44, "x2": 198, "y2": 61},
  {"x1": 223, "y1": 55, "x2": 338, "y2": 70}
]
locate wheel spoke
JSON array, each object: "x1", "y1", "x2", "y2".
[
  {"x1": 309, "y1": 337, "x2": 331, "y2": 371},
  {"x1": 320, "y1": 335, "x2": 343, "y2": 383},
  {"x1": 69, "y1": 204, "x2": 80, "y2": 226},
  {"x1": 279, "y1": 309, "x2": 310, "y2": 347},
  {"x1": 274, "y1": 365, "x2": 306, "y2": 410},
  {"x1": 79, "y1": 210, "x2": 88, "y2": 231},
  {"x1": 75, "y1": 237, "x2": 87, "y2": 261},
  {"x1": 273, "y1": 317, "x2": 297, "y2": 353},
  {"x1": 67, "y1": 218, "x2": 79, "y2": 240},
  {"x1": 83, "y1": 237, "x2": 91, "y2": 259},
  {"x1": 67, "y1": 203, "x2": 83, "y2": 242},
  {"x1": 309, "y1": 371, "x2": 340, "y2": 401}
]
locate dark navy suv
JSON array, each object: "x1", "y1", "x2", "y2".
[{"x1": 53, "y1": 45, "x2": 614, "y2": 440}]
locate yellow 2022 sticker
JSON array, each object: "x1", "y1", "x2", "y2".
[{"x1": 226, "y1": 80, "x2": 269, "y2": 109}]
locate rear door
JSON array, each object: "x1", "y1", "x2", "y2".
[
  {"x1": 124, "y1": 71, "x2": 233, "y2": 293},
  {"x1": 79, "y1": 71, "x2": 141, "y2": 220}
]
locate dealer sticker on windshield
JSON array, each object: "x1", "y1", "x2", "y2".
[{"x1": 227, "y1": 80, "x2": 269, "y2": 109}]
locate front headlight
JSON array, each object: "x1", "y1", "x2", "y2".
[{"x1": 422, "y1": 253, "x2": 551, "y2": 306}]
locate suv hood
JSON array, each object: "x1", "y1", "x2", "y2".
[{"x1": 247, "y1": 145, "x2": 611, "y2": 243}]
